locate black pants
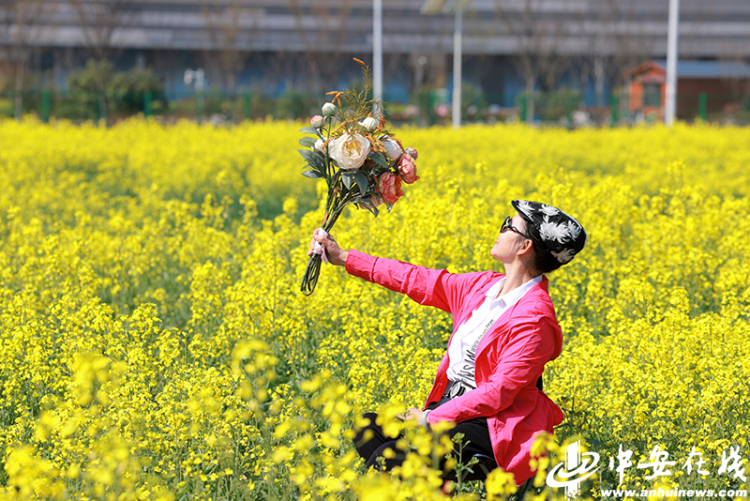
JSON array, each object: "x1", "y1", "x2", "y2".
[{"x1": 352, "y1": 402, "x2": 498, "y2": 481}]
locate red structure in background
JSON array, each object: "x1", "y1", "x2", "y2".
[{"x1": 624, "y1": 60, "x2": 750, "y2": 121}]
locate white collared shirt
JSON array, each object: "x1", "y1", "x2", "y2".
[{"x1": 446, "y1": 274, "x2": 543, "y2": 389}]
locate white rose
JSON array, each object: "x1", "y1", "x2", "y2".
[
  {"x1": 329, "y1": 133, "x2": 371, "y2": 170},
  {"x1": 361, "y1": 116, "x2": 378, "y2": 132},
  {"x1": 381, "y1": 137, "x2": 402, "y2": 161}
]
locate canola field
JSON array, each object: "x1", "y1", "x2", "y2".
[{"x1": 0, "y1": 118, "x2": 749, "y2": 501}]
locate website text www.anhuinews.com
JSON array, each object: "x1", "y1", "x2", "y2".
[{"x1": 600, "y1": 487, "x2": 748, "y2": 499}]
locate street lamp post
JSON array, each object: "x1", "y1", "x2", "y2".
[
  {"x1": 420, "y1": 0, "x2": 467, "y2": 129},
  {"x1": 373, "y1": 0, "x2": 383, "y2": 116},
  {"x1": 665, "y1": 0, "x2": 680, "y2": 126},
  {"x1": 452, "y1": 0, "x2": 462, "y2": 129}
]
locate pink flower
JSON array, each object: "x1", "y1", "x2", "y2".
[
  {"x1": 377, "y1": 172, "x2": 404, "y2": 204},
  {"x1": 404, "y1": 147, "x2": 418, "y2": 160},
  {"x1": 397, "y1": 154, "x2": 420, "y2": 184},
  {"x1": 311, "y1": 115, "x2": 324, "y2": 128}
]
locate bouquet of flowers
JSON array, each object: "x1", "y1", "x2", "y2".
[{"x1": 299, "y1": 58, "x2": 420, "y2": 295}]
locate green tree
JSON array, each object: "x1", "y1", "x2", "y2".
[
  {"x1": 110, "y1": 67, "x2": 167, "y2": 114},
  {"x1": 67, "y1": 59, "x2": 115, "y2": 120}
]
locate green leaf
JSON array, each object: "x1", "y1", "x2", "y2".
[
  {"x1": 299, "y1": 126, "x2": 320, "y2": 135},
  {"x1": 385, "y1": 202, "x2": 394, "y2": 213},
  {"x1": 342, "y1": 170, "x2": 356, "y2": 190},
  {"x1": 299, "y1": 136, "x2": 318, "y2": 148},
  {"x1": 304, "y1": 163, "x2": 325, "y2": 176},
  {"x1": 302, "y1": 169, "x2": 323, "y2": 179},
  {"x1": 353, "y1": 172, "x2": 369, "y2": 196},
  {"x1": 355, "y1": 197, "x2": 379, "y2": 218},
  {"x1": 298, "y1": 149, "x2": 325, "y2": 171},
  {"x1": 369, "y1": 151, "x2": 388, "y2": 168}
]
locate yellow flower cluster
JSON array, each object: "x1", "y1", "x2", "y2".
[{"x1": 0, "y1": 117, "x2": 748, "y2": 500}]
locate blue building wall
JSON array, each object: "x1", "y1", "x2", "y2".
[{"x1": 41, "y1": 47, "x2": 620, "y2": 109}]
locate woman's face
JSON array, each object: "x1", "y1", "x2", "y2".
[{"x1": 490, "y1": 213, "x2": 529, "y2": 262}]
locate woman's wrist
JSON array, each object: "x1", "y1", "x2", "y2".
[{"x1": 337, "y1": 250, "x2": 349, "y2": 267}]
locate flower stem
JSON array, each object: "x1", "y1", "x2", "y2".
[{"x1": 300, "y1": 187, "x2": 355, "y2": 296}]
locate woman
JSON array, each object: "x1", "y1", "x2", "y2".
[{"x1": 308, "y1": 199, "x2": 587, "y2": 485}]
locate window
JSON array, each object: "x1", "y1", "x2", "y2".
[{"x1": 643, "y1": 83, "x2": 661, "y2": 107}]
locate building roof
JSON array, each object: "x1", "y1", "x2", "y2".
[
  {"x1": 650, "y1": 59, "x2": 750, "y2": 78},
  {"x1": 623, "y1": 61, "x2": 666, "y2": 79},
  {"x1": 3, "y1": 0, "x2": 750, "y2": 57}
]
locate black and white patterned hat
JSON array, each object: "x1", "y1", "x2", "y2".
[{"x1": 512, "y1": 200, "x2": 587, "y2": 264}]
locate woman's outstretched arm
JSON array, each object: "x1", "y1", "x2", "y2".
[{"x1": 309, "y1": 229, "x2": 479, "y2": 314}]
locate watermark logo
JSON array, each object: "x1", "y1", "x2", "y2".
[
  {"x1": 546, "y1": 440, "x2": 601, "y2": 498},
  {"x1": 544, "y1": 442, "x2": 748, "y2": 499}
]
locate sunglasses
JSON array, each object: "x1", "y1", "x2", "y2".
[{"x1": 501, "y1": 216, "x2": 530, "y2": 239}]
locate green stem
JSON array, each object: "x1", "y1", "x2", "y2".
[
  {"x1": 300, "y1": 186, "x2": 357, "y2": 296},
  {"x1": 325, "y1": 117, "x2": 333, "y2": 180}
]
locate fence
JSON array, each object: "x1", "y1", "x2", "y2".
[{"x1": 2, "y1": 90, "x2": 749, "y2": 127}]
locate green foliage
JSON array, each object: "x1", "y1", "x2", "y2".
[
  {"x1": 61, "y1": 59, "x2": 167, "y2": 120},
  {"x1": 275, "y1": 89, "x2": 317, "y2": 119},
  {"x1": 63, "y1": 59, "x2": 115, "y2": 120},
  {"x1": 517, "y1": 89, "x2": 582, "y2": 122},
  {"x1": 110, "y1": 67, "x2": 167, "y2": 114},
  {"x1": 68, "y1": 59, "x2": 116, "y2": 94},
  {"x1": 0, "y1": 97, "x2": 12, "y2": 118},
  {"x1": 461, "y1": 82, "x2": 485, "y2": 121}
]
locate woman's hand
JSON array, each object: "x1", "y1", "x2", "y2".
[
  {"x1": 308, "y1": 228, "x2": 349, "y2": 267},
  {"x1": 397, "y1": 407, "x2": 423, "y2": 423}
]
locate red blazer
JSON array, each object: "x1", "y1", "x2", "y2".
[{"x1": 345, "y1": 250, "x2": 565, "y2": 485}]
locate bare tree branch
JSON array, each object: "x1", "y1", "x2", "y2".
[
  {"x1": 2, "y1": 0, "x2": 52, "y2": 119},
  {"x1": 69, "y1": 0, "x2": 133, "y2": 60},
  {"x1": 603, "y1": 0, "x2": 657, "y2": 87},
  {"x1": 198, "y1": 0, "x2": 263, "y2": 94},
  {"x1": 287, "y1": 0, "x2": 355, "y2": 93},
  {"x1": 495, "y1": 0, "x2": 571, "y2": 120}
]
